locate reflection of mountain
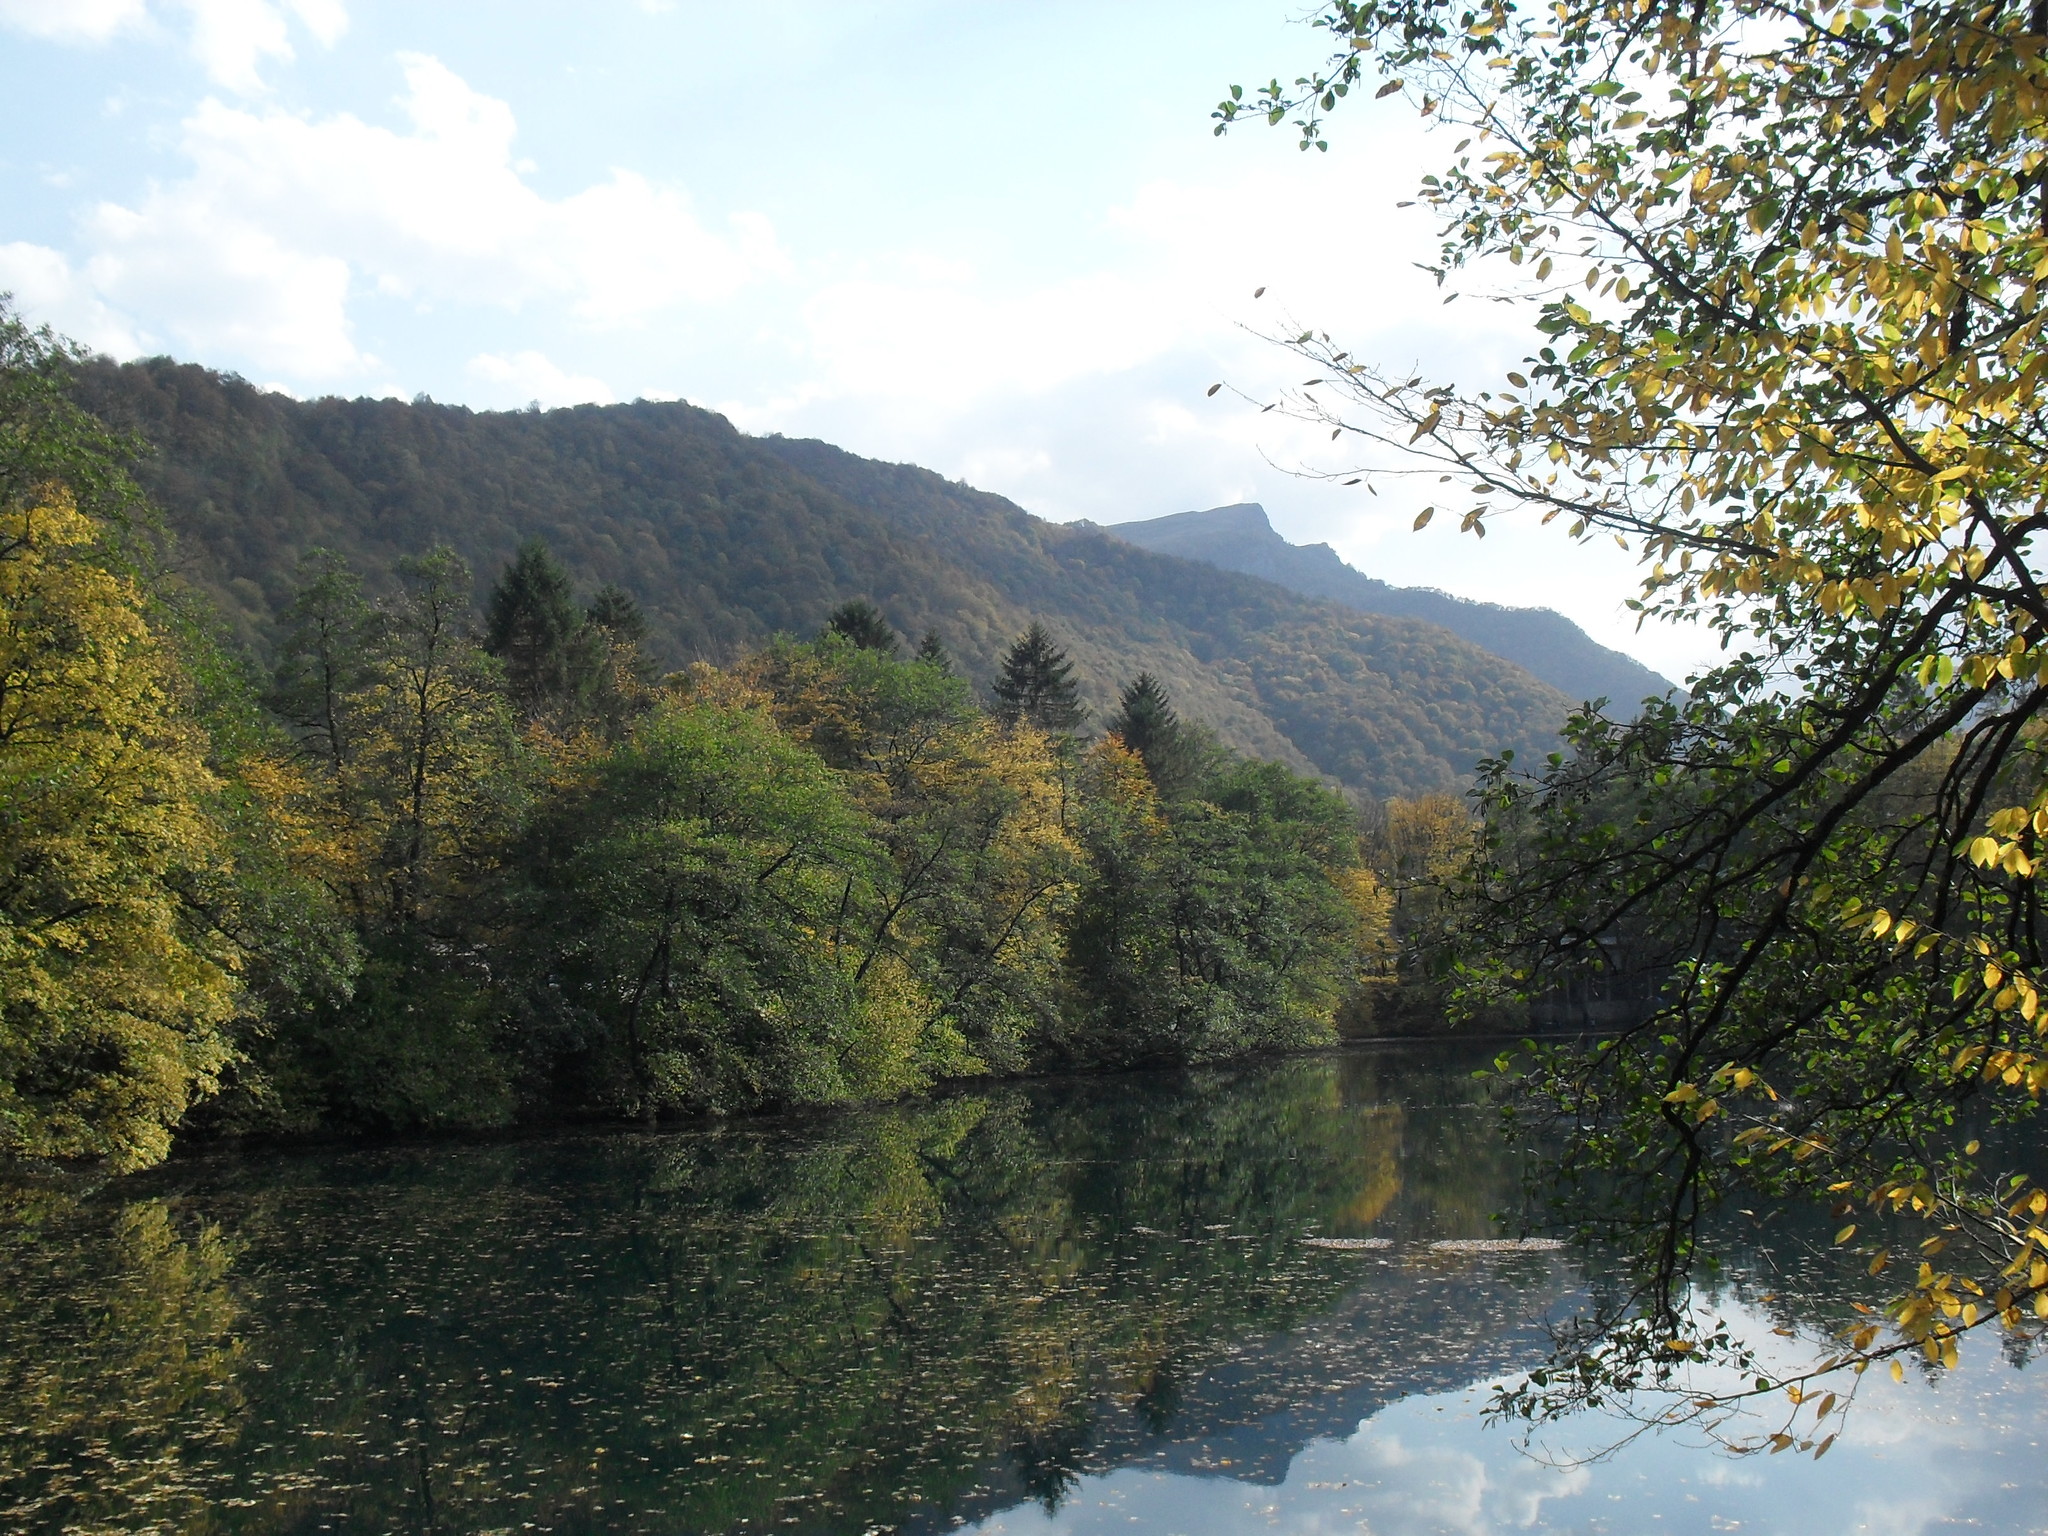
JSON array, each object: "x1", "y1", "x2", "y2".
[
  {"x1": 909, "y1": 1252, "x2": 1576, "y2": 1531},
  {"x1": 1106, "y1": 503, "x2": 1677, "y2": 710},
  {"x1": 0, "y1": 1047, "x2": 1553, "y2": 1533}
]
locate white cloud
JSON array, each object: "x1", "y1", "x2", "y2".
[
  {"x1": 43, "y1": 53, "x2": 785, "y2": 379},
  {"x1": 0, "y1": 0, "x2": 347, "y2": 90},
  {"x1": 0, "y1": 0, "x2": 148, "y2": 42},
  {"x1": 467, "y1": 349, "x2": 615, "y2": 409},
  {"x1": 182, "y1": 0, "x2": 294, "y2": 93},
  {"x1": 0, "y1": 242, "x2": 145, "y2": 355}
]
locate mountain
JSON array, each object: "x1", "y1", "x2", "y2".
[
  {"x1": 72, "y1": 358, "x2": 1574, "y2": 799},
  {"x1": 1104, "y1": 503, "x2": 1675, "y2": 709}
]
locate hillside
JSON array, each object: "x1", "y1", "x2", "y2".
[
  {"x1": 72, "y1": 358, "x2": 1573, "y2": 798},
  {"x1": 1105, "y1": 503, "x2": 1675, "y2": 709}
]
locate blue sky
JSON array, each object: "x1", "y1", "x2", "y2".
[{"x1": 0, "y1": 0, "x2": 1705, "y2": 680}]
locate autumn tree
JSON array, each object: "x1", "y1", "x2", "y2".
[
  {"x1": 517, "y1": 698, "x2": 912, "y2": 1115},
  {"x1": 1058, "y1": 741, "x2": 1383, "y2": 1065},
  {"x1": 260, "y1": 547, "x2": 527, "y2": 1132},
  {"x1": 991, "y1": 622, "x2": 1085, "y2": 734},
  {"x1": 0, "y1": 495, "x2": 239, "y2": 1168},
  {"x1": 753, "y1": 637, "x2": 1081, "y2": 1072},
  {"x1": 1217, "y1": 0, "x2": 2048, "y2": 1433}
]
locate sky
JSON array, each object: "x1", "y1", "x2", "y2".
[{"x1": 0, "y1": 0, "x2": 1709, "y2": 681}]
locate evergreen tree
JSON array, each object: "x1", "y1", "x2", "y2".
[
  {"x1": 585, "y1": 583, "x2": 648, "y2": 651},
  {"x1": 1109, "y1": 673, "x2": 1200, "y2": 797},
  {"x1": 914, "y1": 630, "x2": 952, "y2": 672},
  {"x1": 485, "y1": 539, "x2": 583, "y2": 714},
  {"x1": 824, "y1": 599, "x2": 899, "y2": 655},
  {"x1": 991, "y1": 622, "x2": 1084, "y2": 734}
]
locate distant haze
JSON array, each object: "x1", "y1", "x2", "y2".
[{"x1": 1106, "y1": 504, "x2": 1677, "y2": 711}]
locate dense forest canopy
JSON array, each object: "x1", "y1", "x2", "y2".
[
  {"x1": 68, "y1": 356, "x2": 1572, "y2": 801},
  {"x1": 1106, "y1": 501, "x2": 1676, "y2": 709}
]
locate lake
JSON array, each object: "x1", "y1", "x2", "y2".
[{"x1": 3, "y1": 1043, "x2": 2044, "y2": 1534}]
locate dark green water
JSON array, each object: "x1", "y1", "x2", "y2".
[{"x1": 4, "y1": 1044, "x2": 2045, "y2": 1535}]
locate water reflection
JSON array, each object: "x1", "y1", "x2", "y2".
[
  {"x1": 976, "y1": 1314, "x2": 2048, "y2": 1536},
  {"x1": 1, "y1": 1044, "x2": 2039, "y2": 1533}
]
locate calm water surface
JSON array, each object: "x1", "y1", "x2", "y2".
[{"x1": 3, "y1": 1044, "x2": 2043, "y2": 1534}]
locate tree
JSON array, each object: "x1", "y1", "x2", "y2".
[
  {"x1": 824, "y1": 598, "x2": 900, "y2": 656},
  {"x1": 751, "y1": 637, "x2": 1080, "y2": 1072},
  {"x1": 1109, "y1": 673, "x2": 1201, "y2": 797},
  {"x1": 518, "y1": 699, "x2": 907, "y2": 1116},
  {"x1": 0, "y1": 495, "x2": 238, "y2": 1169},
  {"x1": 258, "y1": 545, "x2": 527, "y2": 1133},
  {"x1": 271, "y1": 548, "x2": 377, "y2": 779},
  {"x1": 0, "y1": 303, "x2": 141, "y2": 539},
  {"x1": 366, "y1": 547, "x2": 524, "y2": 928},
  {"x1": 486, "y1": 538, "x2": 585, "y2": 718},
  {"x1": 1057, "y1": 741, "x2": 1380, "y2": 1066},
  {"x1": 991, "y1": 622, "x2": 1085, "y2": 734},
  {"x1": 914, "y1": 630, "x2": 953, "y2": 672},
  {"x1": 1218, "y1": 0, "x2": 2048, "y2": 1432},
  {"x1": 581, "y1": 582, "x2": 656, "y2": 737}
]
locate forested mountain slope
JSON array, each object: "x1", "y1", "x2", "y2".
[
  {"x1": 1106, "y1": 503, "x2": 1675, "y2": 709},
  {"x1": 74, "y1": 358, "x2": 1572, "y2": 797}
]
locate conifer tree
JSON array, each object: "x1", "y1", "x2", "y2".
[
  {"x1": 914, "y1": 630, "x2": 952, "y2": 672},
  {"x1": 1109, "y1": 673, "x2": 1197, "y2": 796},
  {"x1": 824, "y1": 598, "x2": 899, "y2": 656},
  {"x1": 485, "y1": 539, "x2": 583, "y2": 714},
  {"x1": 585, "y1": 583, "x2": 647, "y2": 651},
  {"x1": 991, "y1": 622, "x2": 1084, "y2": 734}
]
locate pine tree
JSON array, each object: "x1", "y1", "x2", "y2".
[
  {"x1": 914, "y1": 630, "x2": 952, "y2": 672},
  {"x1": 485, "y1": 539, "x2": 583, "y2": 714},
  {"x1": 1110, "y1": 673, "x2": 1176, "y2": 756},
  {"x1": 823, "y1": 598, "x2": 899, "y2": 655},
  {"x1": 585, "y1": 583, "x2": 647, "y2": 651},
  {"x1": 1109, "y1": 672, "x2": 1197, "y2": 795},
  {"x1": 992, "y1": 622, "x2": 1084, "y2": 734}
]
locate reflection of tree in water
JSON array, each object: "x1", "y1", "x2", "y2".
[
  {"x1": 0, "y1": 1187, "x2": 244, "y2": 1529},
  {"x1": 0, "y1": 1046, "x2": 1546, "y2": 1533}
]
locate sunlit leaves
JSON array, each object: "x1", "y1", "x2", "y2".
[{"x1": 0, "y1": 497, "x2": 238, "y2": 1169}]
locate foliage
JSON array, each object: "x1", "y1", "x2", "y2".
[
  {"x1": 747, "y1": 636, "x2": 1081, "y2": 1071},
  {"x1": 485, "y1": 537, "x2": 585, "y2": 716},
  {"x1": 0, "y1": 292, "x2": 1391, "y2": 1161},
  {"x1": 515, "y1": 698, "x2": 900, "y2": 1116},
  {"x1": 0, "y1": 495, "x2": 239, "y2": 1169},
  {"x1": 1109, "y1": 672, "x2": 1211, "y2": 799},
  {"x1": 1056, "y1": 741, "x2": 1385, "y2": 1066},
  {"x1": 915, "y1": 628, "x2": 954, "y2": 670},
  {"x1": 0, "y1": 308, "x2": 141, "y2": 539},
  {"x1": 1217, "y1": 0, "x2": 2048, "y2": 1432}
]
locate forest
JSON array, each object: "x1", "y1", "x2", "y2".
[
  {"x1": 65, "y1": 354, "x2": 1571, "y2": 801},
  {"x1": 0, "y1": 310, "x2": 1471, "y2": 1173}
]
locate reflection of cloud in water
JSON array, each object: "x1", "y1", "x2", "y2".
[{"x1": 972, "y1": 1301, "x2": 2048, "y2": 1536}]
